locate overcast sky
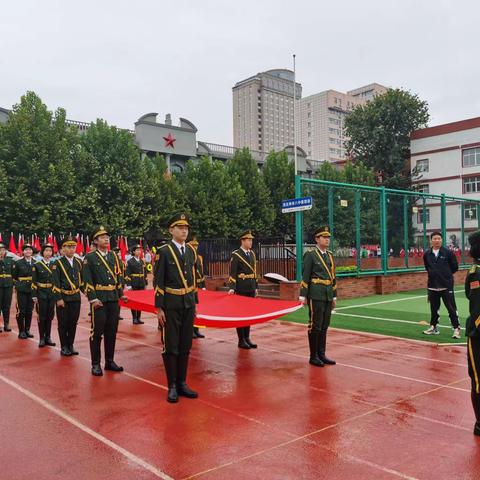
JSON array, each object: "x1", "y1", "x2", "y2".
[{"x1": 1, "y1": 0, "x2": 478, "y2": 145}]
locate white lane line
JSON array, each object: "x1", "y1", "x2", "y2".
[
  {"x1": 336, "y1": 288, "x2": 464, "y2": 311},
  {"x1": 335, "y1": 311, "x2": 456, "y2": 329},
  {"x1": 0, "y1": 372, "x2": 175, "y2": 480}
]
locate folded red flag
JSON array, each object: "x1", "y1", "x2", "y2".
[{"x1": 120, "y1": 289, "x2": 302, "y2": 328}]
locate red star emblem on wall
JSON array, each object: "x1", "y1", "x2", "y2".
[{"x1": 163, "y1": 133, "x2": 176, "y2": 148}]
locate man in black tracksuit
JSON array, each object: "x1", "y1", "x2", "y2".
[{"x1": 423, "y1": 231, "x2": 460, "y2": 338}]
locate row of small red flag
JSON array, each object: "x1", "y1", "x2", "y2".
[{"x1": 0, "y1": 233, "x2": 144, "y2": 261}]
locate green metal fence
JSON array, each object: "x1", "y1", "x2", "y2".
[{"x1": 294, "y1": 177, "x2": 480, "y2": 280}]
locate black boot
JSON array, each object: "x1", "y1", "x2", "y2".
[
  {"x1": 472, "y1": 391, "x2": 480, "y2": 436},
  {"x1": 60, "y1": 346, "x2": 72, "y2": 356},
  {"x1": 176, "y1": 354, "x2": 198, "y2": 398},
  {"x1": 38, "y1": 338, "x2": 46, "y2": 348},
  {"x1": 308, "y1": 331, "x2": 324, "y2": 367},
  {"x1": 244, "y1": 326, "x2": 256, "y2": 348},
  {"x1": 193, "y1": 327, "x2": 204, "y2": 339},
  {"x1": 163, "y1": 354, "x2": 178, "y2": 403},
  {"x1": 105, "y1": 360, "x2": 124, "y2": 372},
  {"x1": 3, "y1": 320, "x2": 11, "y2": 332},
  {"x1": 45, "y1": 337, "x2": 56, "y2": 346},
  {"x1": 237, "y1": 327, "x2": 250, "y2": 349},
  {"x1": 136, "y1": 311, "x2": 144, "y2": 324},
  {"x1": 69, "y1": 345, "x2": 79, "y2": 355},
  {"x1": 91, "y1": 364, "x2": 103, "y2": 376},
  {"x1": 25, "y1": 331, "x2": 34, "y2": 338},
  {"x1": 318, "y1": 329, "x2": 336, "y2": 365}
]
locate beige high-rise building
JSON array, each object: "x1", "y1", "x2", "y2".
[
  {"x1": 233, "y1": 69, "x2": 302, "y2": 152},
  {"x1": 296, "y1": 83, "x2": 388, "y2": 164}
]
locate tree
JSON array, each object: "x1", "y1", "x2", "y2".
[
  {"x1": 344, "y1": 88, "x2": 429, "y2": 190},
  {"x1": 179, "y1": 156, "x2": 250, "y2": 237},
  {"x1": 227, "y1": 148, "x2": 274, "y2": 235},
  {"x1": 263, "y1": 150, "x2": 295, "y2": 239},
  {"x1": 0, "y1": 91, "x2": 81, "y2": 234}
]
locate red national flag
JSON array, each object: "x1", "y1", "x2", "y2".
[
  {"x1": 48, "y1": 233, "x2": 53, "y2": 244},
  {"x1": 139, "y1": 238, "x2": 144, "y2": 258},
  {"x1": 18, "y1": 234, "x2": 24, "y2": 252},
  {"x1": 0, "y1": 233, "x2": 3, "y2": 243},
  {"x1": 34, "y1": 235, "x2": 41, "y2": 252},
  {"x1": 119, "y1": 236, "x2": 127, "y2": 261},
  {"x1": 76, "y1": 234, "x2": 83, "y2": 255},
  {"x1": 8, "y1": 233, "x2": 17, "y2": 255},
  {"x1": 53, "y1": 236, "x2": 59, "y2": 254}
]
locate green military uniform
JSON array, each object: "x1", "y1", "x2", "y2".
[
  {"x1": 82, "y1": 227, "x2": 124, "y2": 376},
  {"x1": 154, "y1": 213, "x2": 199, "y2": 403},
  {"x1": 12, "y1": 244, "x2": 35, "y2": 339},
  {"x1": 32, "y1": 243, "x2": 56, "y2": 347},
  {"x1": 52, "y1": 237, "x2": 83, "y2": 356},
  {"x1": 125, "y1": 245, "x2": 148, "y2": 324},
  {"x1": 189, "y1": 237, "x2": 206, "y2": 339},
  {"x1": 300, "y1": 226, "x2": 337, "y2": 367},
  {"x1": 465, "y1": 230, "x2": 480, "y2": 436},
  {"x1": 0, "y1": 243, "x2": 14, "y2": 332},
  {"x1": 227, "y1": 229, "x2": 258, "y2": 349}
]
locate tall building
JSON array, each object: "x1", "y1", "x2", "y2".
[
  {"x1": 232, "y1": 69, "x2": 302, "y2": 152},
  {"x1": 296, "y1": 83, "x2": 388, "y2": 164},
  {"x1": 410, "y1": 117, "x2": 480, "y2": 245}
]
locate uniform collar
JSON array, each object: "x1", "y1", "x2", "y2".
[{"x1": 172, "y1": 239, "x2": 186, "y2": 251}]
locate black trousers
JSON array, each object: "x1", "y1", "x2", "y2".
[
  {"x1": 160, "y1": 306, "x2": 194, "y2": 356},
  {"x1": 90, "y1": 301, "x2": 120, "y2": 365},
  {"x1": 57, "y1": 301, "x2": 80, "y2": 349},
  {"x1": 131, "y1": 286, "x2": 144, "y2": 321},
  {"x1": 428, "y1": 289, "x2": 459, "y2": 328},
  {"x1": 468, "y1": 336, "x2": 480, "y2": 423},
  {"x1": 308, "y1": 299, "x2": 333, "y2": 358},
  {"x1": 236, "y1": 290, "x2": 255, "y2": 341},
  {"x1": 38, "y1": 296, "x2": 55, "y2": 340},
  {"x1": 16, "y1": 291, "x2": 33, "y2": 333},
  {"x1": 0, "y1": 287, "x2": 13, "y2": 327}
]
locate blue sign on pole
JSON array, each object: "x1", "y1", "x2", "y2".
[{"x1": 281, "y1": 196, "x2": 313, "y2": 213}]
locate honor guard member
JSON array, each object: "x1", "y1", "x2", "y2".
[
  {"x1": 154, "y1": 213, "x2": 199, "y2": 403},
  {"x1": 32, "y1": 243, "x2": 56, "y2": 348},
  {"x1": 465, "y1": 230, "x2": 480, "y2": 436},
  {"x1": 125, "y1": 244, "x2": 148, "y2": 324},
  {"x1": 299, "y1": 226, "x2": 337, "y2": 367},
  {"x1": 0, "y1": 242, "x2": 14, "y2": 332},
  {"x1": 189, "y1": 236, "x2": 206, "y2": 339},
  {"x1": 12, "y1": 243, "x2": 35, "y2": 339},
  {"x1": 52, "y1": 236, "x2": 83, "y2": 356},
  {"x1": 82, "y1": 227, "x2": 126, "y2": 376},
  {"x1": 228, "y1": 229, "x2": 258, "y2": 349}
]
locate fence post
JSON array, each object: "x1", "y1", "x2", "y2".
[
  {"x1": 295, "y1": 175, "x2": 303, "y2": 281},
  {"x1": 355, "y1": 190, "x2": 361, "y2": 273},
  {"x1": 328, "y1": 187, "x2": 334, "y2": 250},
  {"x1": 461, "y1": 203, "x2": 465, "y2": 265},
  {"x1": 403, "y1": 196, "x2": 409, "y2": 268},
  {"x1": 422, "y1": 196, "x2": 427, "y2": 251},
  {"x1": 441, "y1": 193, "x2": 447, "y2": 240},
  {"x1": 380, "y1": 187, "x2": 388, "y2": 274}
]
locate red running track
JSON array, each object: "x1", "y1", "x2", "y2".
[{"x1": 0, "y1": 300, "x2": 479, "y2": 480}]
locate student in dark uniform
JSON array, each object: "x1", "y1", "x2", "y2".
[
  {"x1": 125, "y1": 244, "x2": 147, "y2": 324},
  {"x1": 12, "y1": 243, "x2": 35, "y2": 339},
  {"x1": 189, "y1": 236, "x2": 206, "y2": 339},
  {"x1": 32, "y1": 243, "x2": 56, "y2": 348},
  {"x1": 227, "y1": 230, "x2": 258, "y2": 349},
  {"x1": 299, "y1": 226, "x2": 337, "y2": 367},
  {"x1": 82, "y1": 227, "x2": 127, "y2": 376},
  {"x1": 154, "y1": 214, "x2": 199, "y2": 403},
  {"x1": 465, "y1": 230, "x2": 480, "y2": 436},
  {"x1": 52, "y1": 236, "x2": 84, "y2": 356},
  {"x1": 0, "y1": 242, "x2": 14, "y2": 332}
]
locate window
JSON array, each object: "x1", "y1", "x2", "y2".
[
  {"x1": 464, "y1": 176, "x2": 480, "y2": 193},
  {"x1": 417, "y1": 184, "x2": 429, "y2": 194},
  {"x1": 416, "y1": 158, "x2": 429, "y2": 172},
  {"x1": 417, "y1": 209, "x2": 430, "y2": 224},
  {"x1": 170, "y1": 164, "x2": 183, "y2": 174},
  {"x1": 463, "y1": 147, "x2": 480, "y2": 167},
  {"x1": 464, "y1": 203, "x2": 478, "y2": 220}
]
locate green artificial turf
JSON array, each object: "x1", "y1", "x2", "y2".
[{"x1": 282, "y1": 288, "x2": 468, "y2": 344}]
